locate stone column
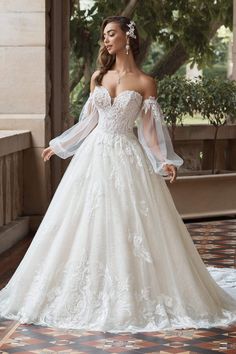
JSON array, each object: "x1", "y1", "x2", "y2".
[
  {"x1": 0, "y1": 0, "x2": 70, "y2": 231},
  {"x1": 0, "y1": 0, "x2": 51, "y2": 230},
  {"x1": 49, "y1": 0, "x2": 71, "y2": 194},
  {"x1": 232, "y1": 0, "x2": 236, "y2": 80}
]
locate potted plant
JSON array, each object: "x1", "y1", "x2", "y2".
[
  {"x1": 158, "y1": 75, "x2": 236, "y2": 219},
  {"x1": 197, "y1": 77, "x2": 236, "y2": 174},
  {"x1": 158, "y1": 75, "x2": 196, "y2": 140}
]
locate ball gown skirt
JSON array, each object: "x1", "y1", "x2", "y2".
[{"x1": 0, "y1": 85, "x2": 235, "y2": 333}]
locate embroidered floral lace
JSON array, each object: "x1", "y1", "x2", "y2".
[{"x1": 0, "y1": 85, "x2": 235, "y2": 333}]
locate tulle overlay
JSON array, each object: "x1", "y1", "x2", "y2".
[{"x1": 0, "y1": 86, "x2": 236, "y2": 333}]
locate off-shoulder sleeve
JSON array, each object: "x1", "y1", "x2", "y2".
[
  {"x1": 49, "y1": 92, "x2": 98, "y2": 159},
  {"x1": 137, "y1": 96, "x2": 183, "y2": 176}
]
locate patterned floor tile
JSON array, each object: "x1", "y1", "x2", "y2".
[
  {"x1": 186, "y1": 219, "x2": 236, "y2": 268},
  {"x1": 1, "y1": 323, "x2": 236, "y2": 353},
  {"x1": 0, "y1": 219, "x2": 236, "y2": 353}
]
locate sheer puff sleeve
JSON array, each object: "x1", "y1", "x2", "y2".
[
  {"x1": 49, "y1": 92, "x2": 98, "y2": 159},
  {"x1": 138, "y1": 96, "x2": 183, "y2": 176}
]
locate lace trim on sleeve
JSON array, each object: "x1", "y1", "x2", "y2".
[
  {"x1": 49, "y1": 92, "x2": 98, "y2": 159},
  {"x1": 138, "y1": 96, "x2": 183, "y2": 175}
]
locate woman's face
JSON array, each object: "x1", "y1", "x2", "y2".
[{"x1": 103, "y1": 22, "x2": 127, "y2": 55}]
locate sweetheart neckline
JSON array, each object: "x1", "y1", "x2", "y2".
[{"x1": 96, "y1": 85, "x2": 143, "y2": 102}]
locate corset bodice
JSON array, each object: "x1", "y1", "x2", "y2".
[{"x1": 93, "y1": 85, "x2": 143, "y2": 134}]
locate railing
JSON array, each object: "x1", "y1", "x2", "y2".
[{"x1": 0, "y1": 130, "x2": 31, "y2": 252}]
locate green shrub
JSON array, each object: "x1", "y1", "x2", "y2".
[
  {"x1": 158, "y1": 75, "x2": 236, "y2": 127},
  {"x1": 158, "y1": 76, "x2": 196, "y2": 127},
  {"x1": 158, "y1": 75, "x2": 236, "y2": 172}
]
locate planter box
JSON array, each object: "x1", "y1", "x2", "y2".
[
  {"x1": 166, "y1": 173, "x2": 236, "y2": 219},
  {"x1": 173, "y1": 124, "x2": 236, "y2": 173}
]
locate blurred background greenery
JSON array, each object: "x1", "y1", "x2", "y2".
[{"x1": 69, "y1": 0, "x2": 234, "y2": 126}]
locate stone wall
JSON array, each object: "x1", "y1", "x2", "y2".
[
  {"x1": 0, "y1": 0, "x2": 51, "y2": 230},
  {"x1": 0, "y1": 0, "x2": 70, "y2": 231},
  {"x1": 233, "y1": 0, "x2": 236, "y2": 80}
]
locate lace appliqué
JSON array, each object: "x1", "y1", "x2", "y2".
[
  {"x1": 128, "y1": 231, "x2": 153, "y2": 263},
  {"x1": 94, "y1": 86, "x2": 142, "y2": 135},
  {"x1": 109, "y1": 166, "x2": 125, "y2": 193},
  {"x1": 36, "y1": 254, "x2": 136, "y2": 328},
  {"x1": 142, "y1": 97, "x2": 162, "y2": 122},
  {"x1": 1, "y1": 255, "x2": 236, "y2": 332},
  {"x1": 138, "y1": 200, "x2": 149, "y2": 216},
  {"x1": 95, "y1": 131, "x2": 144, "y2": 173},
  {"x1": 84, "y1": 182, "x2": 104, "y2": 220}
]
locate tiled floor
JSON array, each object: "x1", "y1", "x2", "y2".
[
  {"x1": 0, "y1": 219, "x2": 236, "y2": 354},
  {"x1": 0, "y1": 322, "x2": 236, "y2": 353},
  {"x1": 187, "y1": 219, "x2": 236, "y2": 268}
]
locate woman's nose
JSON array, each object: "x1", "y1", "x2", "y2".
[{"x1": 104, "y1": 35, "x2": 109, "y2": 43}]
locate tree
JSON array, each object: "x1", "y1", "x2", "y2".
[
  {"x1": 70, "y1": 0, "x2": 233, "y2": 118},
  {"x1": 157, "y1": 75, "x2": 236, "y2": 173},
  {"x1": 197, "y1": 77, "x2": 236, "y2": 173}
]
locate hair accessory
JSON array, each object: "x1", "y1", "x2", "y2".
[{"x1": 126, "y1": 20, "x2": 136, "y2": 39}]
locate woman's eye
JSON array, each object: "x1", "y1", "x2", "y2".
[{"x1": 103, "y1": 31, "x2": 115, "y2": 40}]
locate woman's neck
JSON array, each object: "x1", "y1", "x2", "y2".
[{"x1": 113, "y1": 51, "x2": 137, "y2": 73}]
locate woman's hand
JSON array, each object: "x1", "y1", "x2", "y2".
[
  {"x1": 164, "y1": 164, "x2": 177, "y2": 183},
  {"x1": 41, "y1": 147, "x2": 55, "y2": 162}
]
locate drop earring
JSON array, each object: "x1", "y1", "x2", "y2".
[{"x1": 126, "y1": 41, "x2": 130, "y2": 55}]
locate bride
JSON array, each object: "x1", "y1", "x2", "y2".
[{"x1": 0, "y1": 16, "x2": 235, "y2": 333}]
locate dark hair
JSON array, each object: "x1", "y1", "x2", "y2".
[{"x1": 95, "y1": 16, "x2": 140, "y2": 85}]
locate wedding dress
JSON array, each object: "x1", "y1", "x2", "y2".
[{"x1": 0, "y1": 85, "x2": 236, "y2": 333}]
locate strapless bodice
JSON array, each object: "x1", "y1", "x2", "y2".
[{"x1": 93, "y1": 86, "x2": 143, "y2": 134}]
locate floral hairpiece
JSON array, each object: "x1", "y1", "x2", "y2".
[{"x1": 126, "y1": 20, "x2": 136, "y2": 39}]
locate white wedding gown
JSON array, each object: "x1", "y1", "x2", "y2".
[{"x1": 0, "y1": 85, "x2": 236, "y2": 333}]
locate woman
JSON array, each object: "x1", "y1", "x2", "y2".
[{"x1": 0, "y1": 16, "x2": 235, "y2": 333}]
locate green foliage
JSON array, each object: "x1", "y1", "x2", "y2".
[
  {"x1": 136, "y1": 0, "x2": 232, "y2": 66},
  {"x1": 200, "y1": 27, "x2": 231, "y2": 80},
  {"x1": 197, "y1": 77, "x2": 236, "y2": 126},
  {"x1": 71, "y1": 0, "x2": 232, "y2": 67},
  {"x1": 142, "y1": 40, "x2": 165, "y2": 73},
  {"x1": 69, "y1": 0, "x2": 233, "y2": 120},
  {"x1": 211, "y1": 35, "x2": 229, "y2": 66},
  {"x1": 158, "y1": 76, "x2": 236, "y2": 127},
  {"x1": 158, "y1": 76, "x2": 196, "y2": 127},
  {"x1": 203, "y1": 64, "x2": 227, "y2": 80},
  {"x1": 158, "y1": 76, "x2": 236, "y2": 173},
  {"x1": 197, "y1": 77, "x2": 236, "y2": 173}
]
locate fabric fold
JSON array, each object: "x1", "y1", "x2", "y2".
[
  {"x1": 49, "y1": 93, "x2": 99, "y2": 159},
  {"x1": 137, "y1": 97, "x2": 183, "y2": 176}
]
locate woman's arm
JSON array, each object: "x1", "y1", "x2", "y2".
[
  {"x1": 138, "y1": 76, "x2": 183, "y2": 183},
  {"x1": 42, "y1": 73, "x2": 99, "y2": 161}
]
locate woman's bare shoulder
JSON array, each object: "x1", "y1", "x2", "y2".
[
  {"x1": 91, "y1": 70, "x2": 100, "y2": 80},
  {"x1": 139, "y1": 72, "x2": 157, "y2": 99},
  {"x1": 90, "y1": 70, "x2": 100, "y2": 91}
]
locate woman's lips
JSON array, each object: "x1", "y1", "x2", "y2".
[{"x1": 106, "y1": 46, "x2": 112, "y2": 51}]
